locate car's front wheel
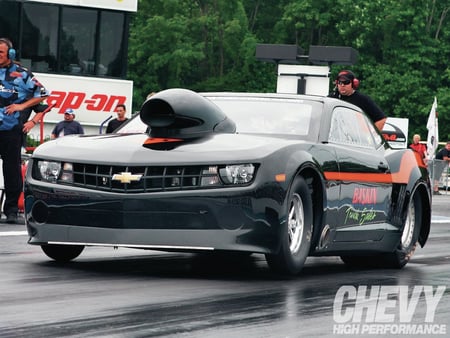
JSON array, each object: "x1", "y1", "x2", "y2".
[
  {"x1": 41, "y1": 244, "x2": 84, "y2": 262},
  {"x1": 265, "y1": 176, "x2": 313, "y2": 275}
]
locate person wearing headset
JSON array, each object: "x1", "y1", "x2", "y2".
[
  {"x1": 329, "y1": 70, "x2": 387, "y2": 131},
  {"x1": 0, "y1": 37, "x2": 48, "y2": 224}
]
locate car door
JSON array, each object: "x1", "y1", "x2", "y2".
[{"x1": 327, "y1": 106, "x2": 392, "y2": 242}]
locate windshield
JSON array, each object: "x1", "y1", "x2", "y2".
[
  {"x1": 209, "y1": 96, "x2": 314, "y2": 136},
  {"x1": 116, "y1": 95, "x2": 319, "y2": 138}
]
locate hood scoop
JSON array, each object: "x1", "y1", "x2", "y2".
[{"x1": 139, "y1": 88, "x2": 236, "y2": 140}]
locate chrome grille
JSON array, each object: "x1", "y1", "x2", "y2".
[{"x1": 70, "y1": 163, "x2": 219, "y2": 193}]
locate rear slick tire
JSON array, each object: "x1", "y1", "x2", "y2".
[
  {"x1": 266, "y1": 176, "x2": 313, "y2": 275},
  {"x1": 341, "y1": 189, "x2": 422, "y2": 269},
  {"x1": 379, "y1": 189, "x2": 422, "y2": 268}
]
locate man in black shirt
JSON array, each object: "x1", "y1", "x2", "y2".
[
  {"x1": 436, "y1": 141, "x2": 450, "y2": 161},
  {"x1": 106, "y1": 104, "x2": 128, "y2": 133},
  {"x1": 432, "y1": 141, "x2": 450, "y2": 194},
  {"x1": 329, "y1": 70, "x2": 387, "y2": 130}
]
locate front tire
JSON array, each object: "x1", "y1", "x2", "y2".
[
  {"x1": 266, "y1": 176, "x2": 313, "y2": 275},
  {"x1": 41, "y1": 244, "x2": 84, "y2": 262}
]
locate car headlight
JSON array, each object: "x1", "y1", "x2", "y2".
[
  {"x1": 219, "y1": 164, "x2": 255, "y2": 185},
  {"x1": 36, "y1": 161, "x2": 73, "y2": 183},
  {"x1": 198, "y1": 164, "x2": 256, "y2": 187}
]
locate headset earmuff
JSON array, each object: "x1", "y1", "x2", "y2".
[
  {"x1": 336, "y1": 70, "x2": 359, "y2": 89},
  {"x1": 0, "y1": 38, "x2": 16, "y2": 61}
]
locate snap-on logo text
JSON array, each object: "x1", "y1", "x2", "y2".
[{"x1": 47, "y1": 91, "x2": 127, "y2": 114}]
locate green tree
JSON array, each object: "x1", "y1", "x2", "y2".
[
  {"x1": 127, "y1": 0, "x2": 450, "y2": 141},
  {"x1": 128, "y1": 0, "x2": 269, "y2": 106}
]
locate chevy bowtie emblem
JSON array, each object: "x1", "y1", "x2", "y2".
[{"x1": 112, "y1": 172, "x2": 142, "y2": 184}]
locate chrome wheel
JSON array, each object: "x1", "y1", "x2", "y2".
[
  {"x1": 265, "y1": 176, "x2": 313, "y2": 275},
  {"x1": 288, "y1": 193, "x2": 304, "y2": 254},
  {"x1": 401, "y1": 197, "x2": 415, "y2": 248}
]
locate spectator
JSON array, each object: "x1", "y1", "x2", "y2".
[
  {"x1": 51, "y1": 109, "x2": 84, "y2": 138},
  {"x1": 106, "y1": 104, "x2": 128, "y2": 133},
  {"x1": 431, "y1": 141, "x2": 450, "y2": 195},
  {"x1": 329, "y1": 70, "x2": 387, "y2": 130},
  {"x1": 436, "y1": 141, "x2": 450, "y2": 162},
  {"x1": 409, "y1": 134, "x2": 428, "y2": 161},
  {"x1": 0, "y1": 37, "x2": 48, "y2": 223}
]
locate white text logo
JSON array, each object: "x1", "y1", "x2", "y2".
[{"x1": 333, "y1": 285, "x2": 446, "y2": 335}]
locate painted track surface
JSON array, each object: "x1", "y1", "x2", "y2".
[{"x1": 0, "y1": 194, "x2": 449, "y2": 338}]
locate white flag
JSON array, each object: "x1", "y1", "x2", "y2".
[{"x1": 426, "y1": 97, "x2": 438, "y2": 160}]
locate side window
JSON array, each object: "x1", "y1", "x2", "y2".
[
  {"x1": 367, "y1": 118, "x2": 383, "y2": 146},
  {"x1": 329, "y1": 107, "x2": 377, "y2": 148}
]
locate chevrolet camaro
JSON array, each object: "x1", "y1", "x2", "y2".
[{"x1": 24, "y1": 88, "x2": 432, "y2": 275}]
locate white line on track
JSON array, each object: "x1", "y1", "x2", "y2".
[{"x1": 0, "y1": 231, "x2": 27, "y2": 236}]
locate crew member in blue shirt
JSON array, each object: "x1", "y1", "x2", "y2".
[{"x1": 0, "y1": 37, "x2": 49, "y2": 223}]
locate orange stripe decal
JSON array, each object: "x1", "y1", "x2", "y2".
[
  {"x1": 324, "y1": 152, "x2": 418, "y2": 184},
  {"x1": 391, "y1": 151, "x2": 418, "y2": 184},
  {"x1": 412, "y1": 150, "x2": 428, "y2": 169},
  {"x1": 144, "y1": 137, "x2": 183, "y2": 144},
  {"x1": 324, "y1": 172, "x2": 392, "y2": 183}
]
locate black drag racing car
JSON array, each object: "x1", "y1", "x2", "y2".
[{"x1": 24, "y1": 89, "x2": 432, "y2": 275}]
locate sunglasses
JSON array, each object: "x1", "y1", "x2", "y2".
[{"x1": 337, "y1": 80, "x2": 351, "y2": 85}]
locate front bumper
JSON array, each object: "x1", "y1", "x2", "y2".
[{"x1": 25, "y1": 183, "x2": 286, "y2": 254}]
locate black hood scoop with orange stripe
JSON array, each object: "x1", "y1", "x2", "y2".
[{"x1": 140, "y1": 88, "x2": 236, "y2": 150}]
